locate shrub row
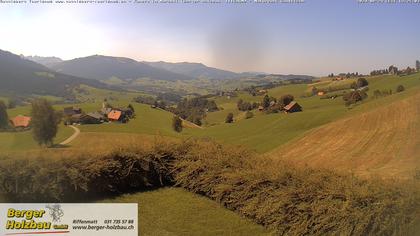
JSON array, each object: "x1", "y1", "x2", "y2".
[{"x1": 0, "y1": 139, "x2": 418, "y2": 235}]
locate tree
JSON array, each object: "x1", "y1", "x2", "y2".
[
  {"x1": 279, "y1": 94, "x2": 294, "y2": 106},
  {"x1": 245, "y1": 111, "x2": 254, "y2": 119},
  {"x1": 356, "y1": 78, "x2": 368, "y2": 88},
  {"x1": 396, "y1": 85, "x2": 405, "y2": 93},
  {"x1": 128, "y1": 104, "x2": 135, "y2": 113},
  {"x1": 0, "y1": 101, "x2": 9, "y2": 130},
  {"x1": 225, "y1": 113, "x2": 234, "y2": 123},
  {"x1": 350, "y1": 82, "x2": 358, "y2": 90},
  {"x1": 416, "y1": 60, "x2": 420, "y2": 71},
  {"x1": 237, "y1": 99, "x2": 244, "y2": 110},
  {"x1": 343, "y1": 90, "x2": 368, "y2": 106},
  {"x1": 172, "y1": 116, "x2": 183, "y2": 132},
  {"x1": 30, "y1": 99, "x2": 62, "y2": 147},
  {"x1": 8, "y1": 98, "x2": 17, "y2": 109},
  {"x1": 262, "y1": 95, "x2": 270, "y2": 109}
]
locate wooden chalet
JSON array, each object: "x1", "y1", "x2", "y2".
[{"x1": 284, "y1": 101, "x2": 302, "y2": 113}]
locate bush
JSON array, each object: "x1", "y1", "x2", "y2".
[
  {"x1": 225, "y1": 113, "x2": 234, "y2": 123},
  {"x1": 172, "y1": 116, "x2": 183, "y2": 132},
  {"x1": 396, "y1": 85, "x2": 405, "y2": 93},
  {"x1": 343, "y1": 90, "x2": 368, "y2": 106},
  {"x1": 245, "y1": 111, "x2": 254, "y2": 119},
  {"x1": 0, "y1": 139, "x2": 418, "y2": 235},
  {"x1": 279, "y1": 94, "x2": 294, "y2": 106}
]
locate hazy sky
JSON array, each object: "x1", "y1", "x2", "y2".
[{"x1": 1, "y1": 1, "x2": 420, "y2": 76}]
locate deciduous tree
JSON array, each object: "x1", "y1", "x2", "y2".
[
  {"x1": 31, "y1": 99, "x2": 62, "y2": 147},
  {"x1": 0, "y1": 101, "x2": 9, "y2": 130}
]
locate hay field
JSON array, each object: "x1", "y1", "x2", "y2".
[{"x1": 270, "y1": 91, "x2": 420, "y2": 178}]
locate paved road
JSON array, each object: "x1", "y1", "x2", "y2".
[{"x1": 60, "y1": 125, "x2": 80, "y2": 145}]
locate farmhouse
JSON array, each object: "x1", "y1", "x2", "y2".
[
  {"x1": 10, "y1": 115, "x2": 31, "y2": 128},
  {"x1": 258, "y1": 105, "x2": 264, "y2": 111},
  {"x1": 67, "y1": 113, "x2": 103, "y2": 125},
  {"x1": 284, "y1": 101, "x2": 302, "y2": 113},
  {"x1": 63, "y1": 107, "x2": 82, "y2": 116}
]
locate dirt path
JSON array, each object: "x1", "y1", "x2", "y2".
[{"x1": 60, "y1": 125, "x2": 80, "y2": 145}]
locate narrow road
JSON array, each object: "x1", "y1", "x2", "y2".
[{"x1": 60, "y1": 125, "x2": 80, "y2": 145}]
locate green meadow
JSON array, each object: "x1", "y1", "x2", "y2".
[
  {"x1": 1, "y1": 73, "x2": 419, "y2": 154},
  {"x1": 102, "y1": 188, "x2": 272, "y2": 236}
]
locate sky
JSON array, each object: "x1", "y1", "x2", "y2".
[{"x1": 0, "y1": 1, "x2": 420, "y2": 76}]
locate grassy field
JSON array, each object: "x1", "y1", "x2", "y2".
[
  {"x1": 101, "y1": 188, "x2": 272, "y2": 236},
  {"x1": 2, "y1": 73, "x2": 419, "y2": 153},
  {"x1": 269, "y1": 89, "x2": 420, "y2": 178},
  {"x1": 188, "y1": 73, "x2": 420, "y2": 152},
  {"x1": 77, "y1": 103, "x2": 180, "y2": 137},
  {"x1": 0, "y1": 125, "x2": 73, "y2": 151},
  {"x1": 1, "y1": 100, "x2": 73, "y2": 151}
]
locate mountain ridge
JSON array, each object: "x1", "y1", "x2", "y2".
[{"x1": 0, "y1": 49, "x2": 111, "y2": 99}]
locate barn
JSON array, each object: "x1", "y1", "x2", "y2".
[{"x1": 284, "y1": 101, "x2": 302, "y2": 113}]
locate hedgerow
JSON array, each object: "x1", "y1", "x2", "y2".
[{"x1": 0, "y1": 139, "x2": 418, "y2": 235}]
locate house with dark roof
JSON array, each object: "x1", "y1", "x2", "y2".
[{"x1": 284, "y1": 101, "x2": 302, "y2": 113}]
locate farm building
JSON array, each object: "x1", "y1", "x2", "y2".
[
  {"x1": 10, "y1": 115, "x2": 31, "y2": 128},
  {"x1": 86, "y1": 112, "x2": 105, "y2": 123},
  {"x1": 63, "y1": 107, "x2": 82, "y2": 116},
  {"x1": 258, "y1": 105, "x2": 264, "y2": 111},
  {"x1": 101, "y1": 107, "x2": 112, "y2": 116},
  {"x1": 108, "y1": 110, "x2": 122, "y2": 121},
  {"x1": 67, "y1": 113, "x2": 103, "y2": 125},
  {"x1": 284, "y1": 101, "x2": 302, "y2": 113}
]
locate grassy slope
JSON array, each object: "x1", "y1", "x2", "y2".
[
  {"x1": 2, "y1": 73, "x2": 419, "y2": 153},
  {"x1": 77, "y1": 103, "x2": 180, "y2": 137},
  {"x1": 188, "y1": 73, "x2": 420, "y2": 152},
  {"x1": 269, "y1": 88, "x2": 420, "y2": 178},
  {"x1": 0, "y1": 106, "x2": 73, "y2": 151},
  {"x1": 101, "y1": 188, "x2": 271, "y2": 236}
]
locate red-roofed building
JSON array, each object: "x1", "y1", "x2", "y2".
[
  {"x1": 10, "y1": 115, "x2": 31, "y2": 128},
  {"x1": 108, "y1": 110, "x2": 122, "y2": 121}
]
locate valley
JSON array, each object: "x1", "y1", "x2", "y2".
[{"x1": 1, "y1": 49, "x2": 420, "y2": 235}]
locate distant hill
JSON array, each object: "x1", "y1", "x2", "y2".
[
  {"x1": 51, "y1": 55, "x2": 194, "y2": 82},
  {"x1": 0, "y1": 49, "x2": 109, "y2": 99},
  {"x1": 25, "y1": 55, "x2": 63, "y2": 67},
  {"x1": 145, "y1": 61, "x2": 244, "y2": 80}
]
